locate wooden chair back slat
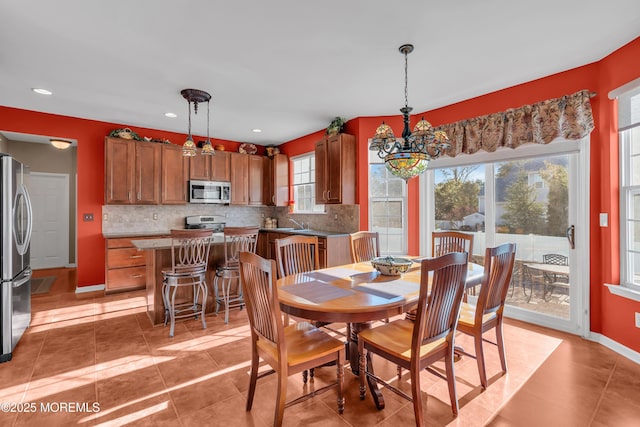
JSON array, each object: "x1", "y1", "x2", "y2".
[
  {"x1": 349, "y1": 231, "x2": 380, "y2": 263},
  {"x1": 275, "y1": 235, "x2": 319, "y2": 278},
  {"x1": 478, "y1": 243, "x2": 517, "y2": 318}
]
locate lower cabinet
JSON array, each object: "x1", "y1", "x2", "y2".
[
  {"x1": 257, "y1": 231, "x2": 350, "y2": 270},
  {"x1": 105, "y1": 236, "x2": 163, "y2": 293}
]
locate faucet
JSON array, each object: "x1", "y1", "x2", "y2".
[{"x1": 289, "y1": 218, "x2": 306, "y2": 230}]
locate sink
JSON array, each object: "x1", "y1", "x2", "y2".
[{"x1": 270, "y1": 227, "x2": 295, "y2": 231}]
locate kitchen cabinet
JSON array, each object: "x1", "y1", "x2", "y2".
[
  {"x1": 230, "y1": 153, "x2": 265, "y2": 205},
  {"x1": 105, "y1": 236, "x2": 160, "y2": 293},
  {"x1": 248, "y1": 154, "x2": 265, "y2": 205},
  {"x1": 189, "y1": 149, "x2": 231, "y2": 182},
  {"x1": 104, "y1": 137, "x2": 161, "y2": 205},
  {"x1": 161, "y1": 144, "x2": 189, "y2": 204},
  {"x1": 315, "y1": 133, "x2": 356, "y2": 204},
  {"x1": 230, "y1": 152, "x2": 249, "y2": 205},
  {"x1": 264, "y1": 153, "x2": 289, "y2": 206},
  {"x1": 258, "y1": 230, "x2": 350, "y2": 270}
]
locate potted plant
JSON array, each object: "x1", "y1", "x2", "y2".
[{"x1": 326, "y1": 117, "x2": 346, "y2": 136}]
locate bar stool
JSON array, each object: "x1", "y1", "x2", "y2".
[
  {"x1": 162, "y1": 229, "x2": 213, "y2": 337},
  {"x1": 213, "y1": 226, "x2": 259, "y2": 324}
]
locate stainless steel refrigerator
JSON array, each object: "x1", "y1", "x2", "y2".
[{"x1": 0, "y1": 154, "x2": 33, "y2": 363}]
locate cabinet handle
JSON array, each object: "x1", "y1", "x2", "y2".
[
  {"x1": 272, "y1": 195, "x2": 275, "y2": 203},
  {"x1": 130, "y1": 274, "x2": 144, "y2": 278},
  {"x1": 137, "y1": 191, "x2": 141, "y2": 200},
  {"x1": 130, "y1": 255, "x2": 144, "y2": 259},
  {"x1": 128, "y1": 191, "x2": 131, "y2": 202},
  {"x1": 327, "y1": 190, "x2": 331, "y2": 199}
]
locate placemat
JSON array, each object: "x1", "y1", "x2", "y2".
[
  {"x1": 356, "y1": 280, "x2": 419, "y2": 300},
  {"x1": 304, "y1": 268, "x2": 362, "y2": 283},
  {"x1": 283, "y1": 280, "x2": 356, "y2": 303}
]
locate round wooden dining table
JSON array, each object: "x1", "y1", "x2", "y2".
[{"x1": 276, "y1": 259, "x2": 484, "y2": 409}]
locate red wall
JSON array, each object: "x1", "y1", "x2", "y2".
[
  {"x1": 2, "y1": 37, "x2": 638, "y2": 353},
  {"x1": 279, "y1": 37, "x2": 640, "y2": 353}
]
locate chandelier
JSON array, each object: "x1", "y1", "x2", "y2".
[
  {"x1": 370, "y1": 44, "x2": 450, "y2": 181},
  {"x1": 181, "y1": 88, "x2": 214, "y2": 156}
]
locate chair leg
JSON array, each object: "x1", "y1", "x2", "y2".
[
  {"x1": 474, "y1": 332, "x2": 488, "y2": 390},
  {"x1": 199, "y1": 281, "x2": 207, "y2": 330},
  {"x1": 169, "y1": 287, "x2": 177, "y2": 337},
  {"x1": 410, "y1": 362, "x2": 425, "y2": 426},
  {"x1": 274, "y1": 371, "x2": 287, "y2": 427},
  {"x1": 246, "y1": 347, "x2": 259, "y2": 411},
  {"x1": 213, "y1": 274, "x2": 221, "y2": 315},
  {"x1": 444, "y1": 347, "x2": 459, "y2": 416},
  {"x1": 495, "y1": 320, "x2": 508, "y2": 373},
  {"x1": 336, "y1": 351, "x2": 345, "y2": 414}
]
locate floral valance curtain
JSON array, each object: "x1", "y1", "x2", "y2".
[{"x1": 434, "y1": 89, "x2": 595, "y2": 157}]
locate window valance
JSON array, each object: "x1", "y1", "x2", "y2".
[{"x1": 434, "y1": 89, "x2": 595, "y2": 157}]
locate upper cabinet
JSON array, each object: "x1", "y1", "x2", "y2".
[
  {"x1": 189, "y1": 149, "x2": 230, "y2": 182},
  {"x1": 264, "y1": 153, "x2": 289, "y2": 206},
  {"x1": 315, "y1": 133, "x2": 356, "y2": 204},
  {"x1": 248, "y1": 154, "x2": 265, "y2": 206},
  {"x1": 161, "y1": 144, "x2": 189, "y2": 204},
  {"x1": 230, "y1": 152, "x2": 249, "y2": 205},
  {"x1": 105, "y1": 137, "x2": 161, "y2": 205}
]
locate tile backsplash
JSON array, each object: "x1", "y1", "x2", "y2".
[{"x1": 102, "y1": 204, "x2": 360, "y2": 234}]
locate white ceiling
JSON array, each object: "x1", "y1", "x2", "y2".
[{"x1": 1, "y1": 1, "x2": 639, "y2": 146}]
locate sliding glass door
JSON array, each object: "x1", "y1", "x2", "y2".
[{"x1": 423, "y1": 141, "x2": 588, "y2": 335}]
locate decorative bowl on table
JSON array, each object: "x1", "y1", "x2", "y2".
[{"x1": 371, "y1": 256, "x2": 413, "y2": 276}]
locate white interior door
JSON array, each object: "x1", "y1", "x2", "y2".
[{"x1": 29, "y1": 172, "x2": 69, "y2": 269}]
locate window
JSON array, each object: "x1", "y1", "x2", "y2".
[
  {"x1": 368, "y1": 149, "x2": 407, "y2": 255},
  {"x1": 619, "y1": 84, "x2": 640, "y2": 292},
  {"x1": 291, "y1": 153, "x2": 324, "y2": 213}
]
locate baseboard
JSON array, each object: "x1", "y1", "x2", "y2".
[
  {"x1": 588, "y1": 332, "x2": 640, "y2": 364},
  {"x1": 75, "y1": 284, "x2": 105, "y2": 294}
]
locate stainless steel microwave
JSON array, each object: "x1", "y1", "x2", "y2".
[{"x1": 188, "y1": 180, "x2": 230, "y2": 204}]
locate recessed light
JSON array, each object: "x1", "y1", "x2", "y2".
[
  {"x1": 165, "y1": 112, "x2": 177, "y2": 118},
  {"x1": 252, "y1": 128, "x2": 262, "y2": 133},
  {"x1": 32, "y1": 88, "x2": 52, "y2": 95}
]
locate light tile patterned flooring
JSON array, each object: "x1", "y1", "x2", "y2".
[{"x1": 0, "y1": 268, "x2": 639, "y2": 426}]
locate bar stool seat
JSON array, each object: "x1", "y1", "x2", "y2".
[
  {"x1": 162, "y1": 229, "x2": 213, "y2": 337},
  {"x1": 213, "y1": 226, "x2": 259, "y2": 324}
]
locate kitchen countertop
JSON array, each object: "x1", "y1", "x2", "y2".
[
  {"x1": 259, "y1": 228, "x2": 349, "y2": 237},
  {"x1": 103, "y1": 231, "x2": 171, "y2": 239},
  {"x1": 131, "y1": 232, "x2": 225, "y2": 250}
]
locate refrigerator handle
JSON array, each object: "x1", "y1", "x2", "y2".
[
  {"x1": 12, "y1": 267, "x2": 32, "y2": 288},
  {"x1": 21, "y1": 183, "x2": 33, "y2": 251}
]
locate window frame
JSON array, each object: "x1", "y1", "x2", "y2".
[
  {"x1": 290, "y1": 152, "x2": 324, "y2": 214},
  {"x1": 619, "y1": 123, "x2": 640, "y2": 293}
]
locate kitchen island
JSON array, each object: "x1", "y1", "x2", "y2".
[{"x1": 132, "y1": 233, "x2": 226, "y2": 326}]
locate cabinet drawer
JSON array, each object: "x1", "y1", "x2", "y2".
[
  {"x1": 107, "y1": 266, "x2": 146, "y2": 290},
  {"x1": 107, "y1": 238, "x2": 134, "y2": 249},
  {"x1": 107, "y1": 247, "x2": 146, "y2": 268}
]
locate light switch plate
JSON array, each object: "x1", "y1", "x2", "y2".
[
  {"x1": 635, "y1": 312, "x2": 640, "y2": 328},
  {"x1": 599, "y1": 213, "x2": 608, "y2": 227}
]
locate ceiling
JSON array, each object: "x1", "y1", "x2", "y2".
[{"x1": 1, "y1": 1, "x2": 639, "y2": 146}]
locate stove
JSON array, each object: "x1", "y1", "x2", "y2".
[{"x1": 184, "y1": 215, "x2": 225, "y2": 232}]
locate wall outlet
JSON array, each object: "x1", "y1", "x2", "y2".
[
  {"x1": 636, "y1": 312, "x2": 640, "y2": 328},
  {"x1": 599, "y1": 213, "x2": 608, "y2": 227},
  {"x1": 103, "y1": 213, "x2": 108, "y2": 221},
  {"x1": 83, "y1": 213, "x2": 94, "y2": 222},
  {"x1": 334, "y1": 214, "x2": 338, "y2": 220},
  {"x1": 153, "y1": 213, "x2": 158, "y2": 220}
]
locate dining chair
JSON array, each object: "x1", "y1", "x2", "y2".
[
  {"x1": 349, "y1": 231, "x2": 380, "y2": 263},
  {"x1": 358, "y1": 252, "x2": 469, "y2": 423},
  {"x1": 541, "y1": 253, "x2": 569, "y2": 300},
  {"x1": 239, "y1": 251, "x2": 345, "y2": 427},
  {"x1": 456, "y1": 243, "x2": 516, "y2": 389},
  {"x1": 275, "y1": 234, "x2": 320, "y2": 279},
  {"x1": 213, "y1": 226, "x2": 260, "y2": 324},
  {"x1": 275, "y1": 234, "x2": 332, "y2": 383},
  {"x1": 405, "y1": 230, "x2": 475, "y2": 321},
  {"x1": 161, "y1": 229, "x2": 213, "y2": 337}
]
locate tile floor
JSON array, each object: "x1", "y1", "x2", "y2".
[{"x1": 0, "y1": 268, "x2": 639, "y2": 426}]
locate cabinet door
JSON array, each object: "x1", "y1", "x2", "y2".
[
  {"x1": 105, "y1": 137, "x2": 135, "y2": 204},
  {"x1": 248, "y1": 154, "x2": 264, "y2": 205},
  {"x1": 189, "y1": 149, "x2": 211, "y2": 180},
  {"x1": 211, "y1": 151, "x2": 230, "y2": 181},
  {"x1": 326, "y1": 134, "x2": 343, "y2": 204},
  {"x1": 161, "y1": 144, "x2": 189, "y2": 204},
  {"x1": 315, "y1": 139, "x2": 328, "y2": 204},
  {"x1": 230, "y1": 153, "x2": 248, "y2": 205},
  {"x1": 272, "y1": 154, "x2": 289, "y2": 206},
  {"x1": 135, "y1": 141, "x2": 161, "y2": 204}
]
